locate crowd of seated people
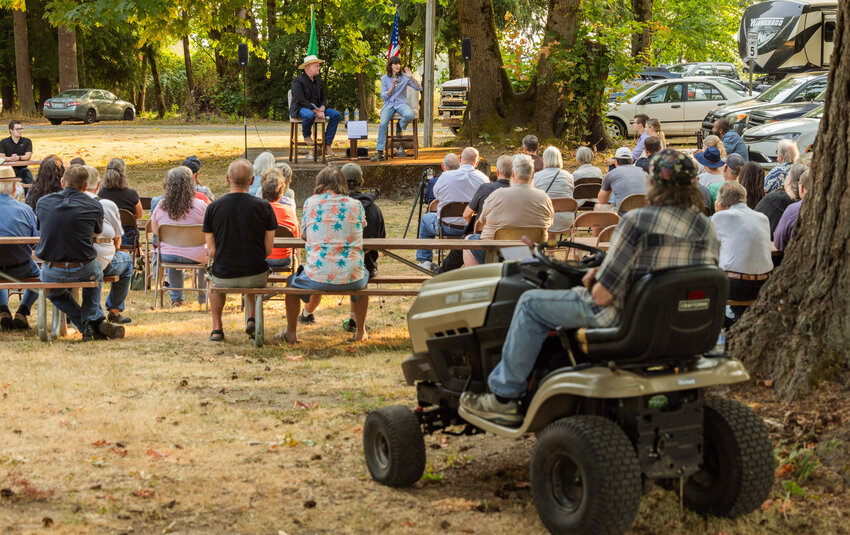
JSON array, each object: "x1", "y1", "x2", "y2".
[{"x1": 0, "y1": 129, "x2": 816, "y2": 347}]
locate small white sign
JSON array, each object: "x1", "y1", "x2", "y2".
[
  {"x1": 347, "y1": 120, "x2": 368, "y2": 140},
  {"x1": 746, "y1": 32, "x2": 759, "y2": 60}
]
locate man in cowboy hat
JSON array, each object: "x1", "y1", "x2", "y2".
[
  {"x1": 290, "y1": 54, "x2": 341, "y2": 158},
  {"x1": 0, "y1": 165, "x2": 40, "y2": 330}
]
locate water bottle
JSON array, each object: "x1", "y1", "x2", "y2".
[
  {"x1": 426, "y1": 168, "x2": 434, "y2": 181},
  {"x1": 353, "y1": 107, "x2": 359, "y2": 121},
  {"x1": 344, "y1": 108, "x2": 350, "y2": 122}
]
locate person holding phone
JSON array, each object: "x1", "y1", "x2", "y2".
[{"x1": 372, "y1": 56, "x2": 421, "y2": 161}]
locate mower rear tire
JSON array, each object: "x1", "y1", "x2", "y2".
[
  {"x1": 363, "y1": 406, "x2": 426, "y2": 487},
  {"x1": 531, "y1": 415, "x2": 641, "y2": 535},
  {"x1": 683, "y1": 398, "x2": 774, "y2": 517}
]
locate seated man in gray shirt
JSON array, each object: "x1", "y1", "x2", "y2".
[{"x1": 598, "y1": 146, "x2": 647, "y2": 213}]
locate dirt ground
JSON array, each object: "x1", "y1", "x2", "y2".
[{"x1": 1, "y1": 125, "x2": 848, "y2": 534}]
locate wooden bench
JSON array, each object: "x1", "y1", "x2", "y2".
[{"x1": 1, "y1": 274, "x2": 121, "y2": 342}]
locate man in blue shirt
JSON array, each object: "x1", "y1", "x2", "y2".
[
  {"x1": 713, "y1": 118, "x2": 749, "y2": 163},
  {"x1": 372, "y1": 57, "x2": 421, "y2": 161},
  {"x1": 631, "y1": 114, "x2": 649, "y2": 161},
  {"x1": 0, "y1": 167, "x2": 40, "y2": 330}
]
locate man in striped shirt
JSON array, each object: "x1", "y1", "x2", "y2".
[{"x1": 461, "y1": 149, "x2": 720, "y2": 426}]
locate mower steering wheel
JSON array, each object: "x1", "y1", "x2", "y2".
[{"x1": 534, "y1": 240, "x2": 606, "y2": 278}]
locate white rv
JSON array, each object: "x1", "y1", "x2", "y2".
[{"x1": 738, "y1": 0, "x2": 837, "y2": 73}]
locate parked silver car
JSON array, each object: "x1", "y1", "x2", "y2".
[{"x1": 43, "y1": 89, "x2": 135, "y2": 125}]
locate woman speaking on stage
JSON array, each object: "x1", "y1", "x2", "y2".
[{"x1": 371, "y1": 56, "x2": 421, "y2": 161}]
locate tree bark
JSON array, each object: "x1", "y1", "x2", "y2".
[
  {"x1": 356, "y1": 72, "x2": 369, "y2": 120},
  {"x1": 138, "y1": 53, "x2": 147, "y2": 113},
  {"x1": 1, "y1": 85, "x2": 14, "y2": 112},
  {"x1": 145, "y1": 46, "x2": 166, "y2": 118},
  {"x1": 183, "y1": 34, "x2": 195, "y2": 94},
  {"x1": 58, "y1": 25, "x2": 79, "y2": 91},
  {"x1": 447, "y1": 45, "x2": 464, "y2": 79},
  {"x1": 630, "y1": 0, "x2": 653, "y2": 61},
  {"x1": 730, "y1": 0, "x2": 850, "y2": 400},
  {"x1": 12, "y1": 8, "x2": 36, "y2": 114},
  {"x1": 78, "y1": 38, "x2": 87, "y2": 88},
  {"x1": 457, "y1": 0, "x2": 515, "y2": 135},
  {"x1": 528, "y1": 0, "x2": 580, "y2": 139},
  {"x1": 267, "y1": 0, "x2": 277, "y2": 43}
]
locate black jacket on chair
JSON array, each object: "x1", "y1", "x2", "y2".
[{"x1": 290, "y1": 72, "x2": 327, "y2": 118}]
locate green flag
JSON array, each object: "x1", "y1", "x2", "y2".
[{"x1": 307, "y1": 6, "x2": 318, "y2": 56}]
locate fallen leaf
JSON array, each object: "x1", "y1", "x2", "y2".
[
  {"x1": 109, "y1": 447, "x2": 128, "y2": 458},
  {"x1": 294, "y1": 400, "x2": 318, "y2": 409},
  {"x1": 286, "y1": 354, "x2": 303, "y2": 362},
  {"x1": 91, "y1": 439, "x2": 111, "y2": 447},
  {"x1": 776, "y1": 463, "x2": 794, "y2": 478},
  {"x1": 146, "y1": 446, "x2": 171, "y2": 459},
  {"x1": 134, "y1": 489, "x2": 155, "y2": 498}
]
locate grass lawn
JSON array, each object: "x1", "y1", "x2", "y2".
[{"x1": 2, "y1": 126, "x2": 847, "y2": 534}]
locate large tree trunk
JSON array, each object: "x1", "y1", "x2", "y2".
[
  {"x1": 730, "y1": 0, "x2": 850, "y2": 400},
  {"x1": 457, "y1": 0, "x2": 515, "y2": 135},
  {"x1": 183, "y1": 34, "x2": 195, "y2": 94},
  {"x1": 12, "y1": 8, "x2": 36, "y2": 114},
  {"x1": 630, "y1": 0, "x2": 653, "y2": 60},
  {"x1": 267, "y1": 0, "x2": 277, "y2": 42},
  {"x1": 1, "y1": 85, "x2": 14, "y2": 112},
  {"x1": 138, "y1": 53, "x2": 147, "y2": 113},
  {"x1": 356, "y1": 72, "x2": 369, "y2": 120},
  {"x1": 58, "y1": 25, "x2": 79, "y2": 91},
  {"x1": 145, "y1": 46, "x2": 166, "y2": 118},
  {"x1": 78, "y1": 38, "x2": 87, "y2": 87},
  {"x1": 447, "y1": 45, "x2": 464, "y2": 79},
  {"x1": 528, "y1": 0, "x2": 580, "y2": 139}
]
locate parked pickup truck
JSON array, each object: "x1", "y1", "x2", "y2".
[{"x1": 438, "y1": 78, "x2": 468, "y2": 133}]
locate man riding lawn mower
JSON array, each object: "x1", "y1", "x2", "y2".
[{"x1": 363, "y1": 150, "x2": 774, "y2": 535}]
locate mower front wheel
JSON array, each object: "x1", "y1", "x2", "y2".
[
  {"x1": 363, "y1": 406, "x2": 426, "y2": 487},
  {"x1": 531, "y1": 415, "x2": 642, "y2": 535}
]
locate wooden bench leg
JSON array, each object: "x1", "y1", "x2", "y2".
[
  {"x1": 321, "y1": 122, "x2": 326, "y2": 164},
  {"x1": 52, "y1": 305, "x2": 65, "y2": 340},
  {"x1": 37, "y1": 289, "x2": 48, "y2": 342},
  {"x1": 254, "y1": 295, "x2": 264, "y2": 348}
]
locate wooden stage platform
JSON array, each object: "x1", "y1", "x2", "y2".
[{"x1": 248, "y1": 147, "x2": 491, "y2": 200}]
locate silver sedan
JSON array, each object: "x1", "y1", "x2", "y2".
[{"x1": 43, "y1": 89, "x2": 136, "y2": 125}]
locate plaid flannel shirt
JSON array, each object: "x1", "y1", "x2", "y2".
[{"x1": 573, "y1": 205, "x2": 720, "y2": 327}]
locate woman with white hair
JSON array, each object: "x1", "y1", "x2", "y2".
[
  {"x1": 532, "y1": 146, "x2": 575, "y2": 232},
  {"x1": 255, "y1": 161, "x2": 296, "y2": 204},
  {"x1": 572, "y1": 146, "x2": 603, "y2": 181},
  {"x1": 248, "y1": 151, "x2": 276, "y2": 196}
]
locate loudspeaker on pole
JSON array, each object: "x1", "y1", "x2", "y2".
[
  {"x1": 238, "y1": 43, "x2": 249, "y2": 66},
  {"x1": 461, "y1": 38, "x2": 471, "y2": 60}
]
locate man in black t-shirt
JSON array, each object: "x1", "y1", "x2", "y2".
[
  {"x1": 35, "y1": 165, "x2": 125, "y2": 341},
  {"x1": 1, "y1": 120, "x2": 34, "y2": 184},
  {"x1": 203, "y1": 158, "x2": 277, "y2": 342}
]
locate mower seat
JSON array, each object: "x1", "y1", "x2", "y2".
[{"x1": 572, "y1": 265, "x2": 728, "y2": 364}]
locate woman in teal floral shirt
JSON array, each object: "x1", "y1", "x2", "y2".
[{"x1": 283, "y1": 167, "x2": 369, "y2": 342}]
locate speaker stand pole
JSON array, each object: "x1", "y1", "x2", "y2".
[
  {"x1": 466, "y1": 60, "x2": 472, "y2": 148},
  {"x1": 242, "y1": 65, "x2": 248, "y2": 160}
]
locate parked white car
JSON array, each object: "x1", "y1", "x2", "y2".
[
  {"x1": 606, "y1": 77, "x2": 750, "y2": 138},
  {"x1": 742, "y1": 104, "x2": 822, "y2": 167}
]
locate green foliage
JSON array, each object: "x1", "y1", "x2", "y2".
[
  {"x1": 650, "y1": 0, "x2": 751, "y2": 65},
  {"x1": 499, "y1": 11, "x2": 538, "y2": 92}
]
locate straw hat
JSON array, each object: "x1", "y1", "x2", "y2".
[
  {"x1": 298, "y1": 55, "x2": 324, "y2": 69},
  {"x1": 0, "y1": 166, "x2": 18, "y2": 181}
]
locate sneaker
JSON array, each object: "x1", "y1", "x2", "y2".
[
  {"x1": 342, "y1": 318, "x2": 357, "y2": 332},
  {"x1": 12, "y1": 312, "x2": 30, "y2": 330},
  {"x1": 107, "y1": 312, "x2": 132, "y2": 324},
  {"x1": 0, "y1": 310, "x2": 13, "y2": 330},
  {"x1": 417, "y1": 261, "x2": 438, "y2": 273},
  {"x1": 303, "y1": 137, "x2": 314, "y2": 146},
  {"x1": 459, "y1": 392, "x2": 522, "y2": 426},
  {"x1": 325, "y1": 145, "x2": 336, "y2": 158},
  {"x1": 81, "y1": 324, "x2": 107, "y2": 342},
  {"x1": 97, "y1": 320, "x2": 125, "y2": 339},
  {"x1": 298, "y1": 311, "x2": 316, "y2": 324},
  {"x1": 370, "y1": 152, "x2": 385, "y2": 162}
]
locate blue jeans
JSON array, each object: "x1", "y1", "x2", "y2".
[
  {"x1": 267, "y1": 257, "x2": 292, "y2": 269},
  {"x1": 488, "y1": 289, "x2": 598, "y2": 399},
  {"x1": 299, "y1": 107, "x2": 341, "y2": 146},
  {"x1": 102, "y1": 251, "x2": 133, "y2": 312},
  {"x1": 41, "y1": 259, "x2": 104, "y2": 331},
  {"x1": 0, "y1": 259, "x2": 40, "y2": 312},
  {"x1": 161, "y1": 254, "x2": 206, "y2": 304},
  {"x1": 376, "y1": 104, "x2": 414, "y2": 152},
  {"x1": 415, "y1": 212, "x2": 466, "y2": 263}
]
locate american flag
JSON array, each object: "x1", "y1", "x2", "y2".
[{"x1": 387, "y1": 6, "x2": 400, "y2": 59}]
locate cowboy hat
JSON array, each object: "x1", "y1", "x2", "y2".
[
  {"x1": 0, "y1": 166, "x2": 18, "y2": 180},
  {"x1": 298, "y1": 55, "x2": 325, "y2": 69}
]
